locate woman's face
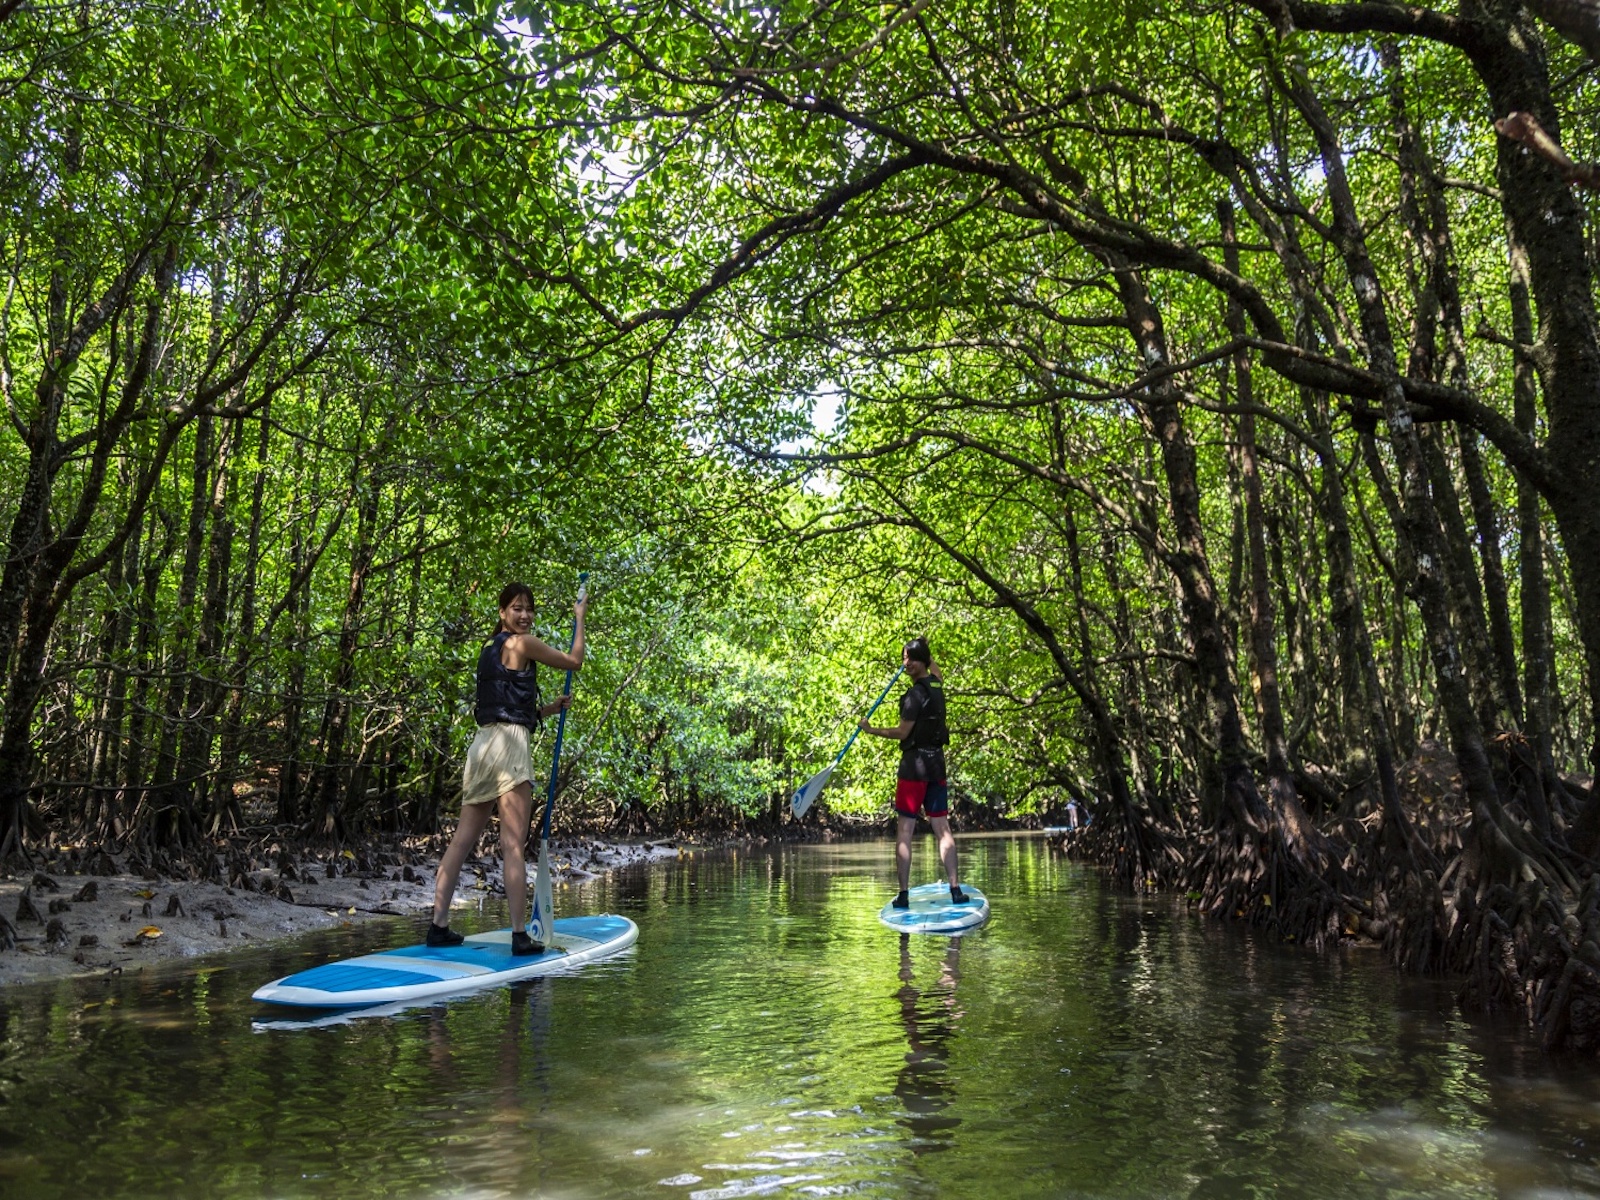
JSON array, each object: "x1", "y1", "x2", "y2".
[{"x1": 500, "y1": 595, "x2": 535, "y2": 634}]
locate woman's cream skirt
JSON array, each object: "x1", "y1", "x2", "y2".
[{"x1": 461, "y1": 722, "x2": 535, "y2": 808}]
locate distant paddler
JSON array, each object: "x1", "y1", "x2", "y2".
[{"x1": 857, "y1": 637, "x2": 968, "y2": 909}]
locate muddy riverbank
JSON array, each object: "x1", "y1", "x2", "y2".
[{"x1": 0, "y1": 834, "x2": 684, "y2": 988}]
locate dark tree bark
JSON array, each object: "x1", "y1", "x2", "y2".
[
  {"x1": 216, "y1": 402, "x2": 273, "y2": 831},
  {"x1": 1509, "y1": 228, "x2": 1562, "y2": 830},
  {"x1": 1289, "y1": 60, "x2": 1499, "y2": 788},
  {"x1": 1219, "y1": 200, "x2": 1301, "y2": 825}
]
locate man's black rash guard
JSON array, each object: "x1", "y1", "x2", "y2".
[{"x1": 897, "y1": 676, "x2": 947, "y2": 783}]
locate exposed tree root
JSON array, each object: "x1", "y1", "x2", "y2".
[
  {"x1": 1181, "y1": 766, "x2": 1351, "y2": 950},
  {"x1": 1328, "y1": 747, "x2": 1600, "y2": 1053},
  {"x1": 1443, "y1": 869, "x2": 1600, "y2": 1052},
  {"x1": 1060, "y1": 789, "x2": 1186, "y2": 892}
]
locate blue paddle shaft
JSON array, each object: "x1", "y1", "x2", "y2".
[
  {"x1": 793, "y1": 662, "x2": 908, "y2": 814},
  {"x1": 540, "y1": 573, "x2": 587, "y2": 840},
  {"x1": 833, "y1": 663, "x2": 905, "y2": 765}
]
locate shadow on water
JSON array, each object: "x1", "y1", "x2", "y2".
[{"x1": 3, "y1": 834, "x2": 1600, "y2": 1197}]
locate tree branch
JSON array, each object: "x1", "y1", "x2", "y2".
[
  {"x1": 1496, "y1": 110, "x2": 1600, "y2": 188},
  {"x1": 1240, "y1": 0, "x2": 1467, "y2": 47}
]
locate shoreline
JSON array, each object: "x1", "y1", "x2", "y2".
[
  {"x1": 0, "y1": 813, "x2": 1037, "y2": 991},
  {"x1": 0, "y1": 835, "x2": 684, "y2": 990}
]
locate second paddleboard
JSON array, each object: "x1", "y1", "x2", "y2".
[{"x1": 878, "y1": 883, "x2": 989, "y2": 934}]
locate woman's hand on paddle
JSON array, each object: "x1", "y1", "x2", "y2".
[{"x1": 543, "y1": 694, "x2": 572, "y2": 718}]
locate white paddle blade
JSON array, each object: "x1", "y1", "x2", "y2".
[
  {"x1": 791, "y1": 765, "x2": 834, "y2": 818},
  {"x1": 529, "y1": 839, "x2": 554, "y2": 944}
]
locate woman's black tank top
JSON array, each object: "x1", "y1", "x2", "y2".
[{"x1": 474, "y1": 631, "x2": 541, "y2": 728}]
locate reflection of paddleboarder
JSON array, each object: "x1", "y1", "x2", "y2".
[
  {"x1": 894, "y1": 933, "x2": 964, "y2": 1150},
  {"x1": 504, "y1": 977, "x2": 556, "y2": 1095},
  {"x1": 858, "y1": 638, "x2": 967, "y2": 909}
]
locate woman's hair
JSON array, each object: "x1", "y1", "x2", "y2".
[
  {"x1": 904, "y1": 636, "x2": 932, "y2": 666},
  {"x1": 494, "y1": 581, "x2": 535, "y2": 635}
]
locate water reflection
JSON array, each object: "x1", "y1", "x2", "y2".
[
  {"x1": 893, "y1": 933, "x2": 962, "y2": 1152},
  {"x1": 506, "y1": 977, "x2": 556, "y2": 1095},
  {"x1": 3, "y1": 836, "x2": 1600, "y2": 1198}
]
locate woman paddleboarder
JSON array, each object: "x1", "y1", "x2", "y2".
[{"x1": 428, "y1": 582, "x2": 587, "y2": 955}]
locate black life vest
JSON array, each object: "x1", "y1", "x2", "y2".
[
  {"x1": 474, "y1": 631, "x2": 542, "y2": 728},
  {"x1": 910, "y1": 677, "x2": 948, "y2": 749}
]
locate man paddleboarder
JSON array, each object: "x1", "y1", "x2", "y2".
[{"x1": 858, "y1": 637, "x2": 969, "y2": 908}]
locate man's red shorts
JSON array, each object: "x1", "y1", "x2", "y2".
[{"x1": 895, "y1": 778, "x2": 949, "y2": 818}]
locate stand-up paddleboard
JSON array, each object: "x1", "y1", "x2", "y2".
[
  {"x1": 878, "y1": 883, "x2": 989, "y2": 934},
  {"x1": 252, "y1": 914, "x2": 637, "y2": 1009}
]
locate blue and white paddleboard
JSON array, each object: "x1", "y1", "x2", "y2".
[
  {"x1": 878, "y1": 883, "x2": 990, "y2": 934},
  {"x1": 252, "y1": 914, "x2": 638, "y2": 1008}
]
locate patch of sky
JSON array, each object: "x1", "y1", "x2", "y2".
[
  {"x1": 755, "y1": 384, "x2": 841, "y2": 496},
  {"x1": 1342, "y1": 42, "x2": 1383, "y2": 81},
  {"x1": 489, "y1": 12, "x2": 644, "y2": 209}
]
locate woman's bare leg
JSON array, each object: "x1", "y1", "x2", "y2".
[
  {"x1": 499, "y1": 781, "x2": 534, "y2": 929},
  {"x1": 433, "y1": 802, "x2": 493, "y2": 925}
]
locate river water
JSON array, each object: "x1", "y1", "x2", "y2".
[{"x1": 2, "y1": 834, "x2": 1598, "y2": 1198}]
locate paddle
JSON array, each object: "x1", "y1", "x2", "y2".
[
  {"x1": 791, "y1": 663, "x2": 905, "y2": 819},
  {"x1": 529, "y1": 572, "x2": 586, "y2": 947}
]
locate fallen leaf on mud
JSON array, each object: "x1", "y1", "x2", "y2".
[
  {"x1": 137, "y1": 925, "x2": 162, "y2": 938},
  {"x1": 133, "y1": 889, "x2": 156, "y2": 900},
  {"x1": 341, "y1": 850, "x2": 356, "y2": 860},
  {"x1": 346, "y1": 906, "x2": 355, "y2": 914}
]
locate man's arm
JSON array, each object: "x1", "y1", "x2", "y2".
[{"x1": 860, "y1": 716, "x2": 915, "y2": 739}]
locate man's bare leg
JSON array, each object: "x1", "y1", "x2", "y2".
[
  {"x1": 930, "y1": 815, "x2": 960, "y2": 889},
  {"x1": 896, "y1": 814, "x2": 917, "y2": 894}
]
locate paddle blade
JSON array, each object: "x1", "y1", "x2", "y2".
[
  {"x1": 791, "y1": 764, "x2": 834, "y2": 818},
  {"x1": 529, "y1": 838, "x2": 554, "y2": 944}
]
